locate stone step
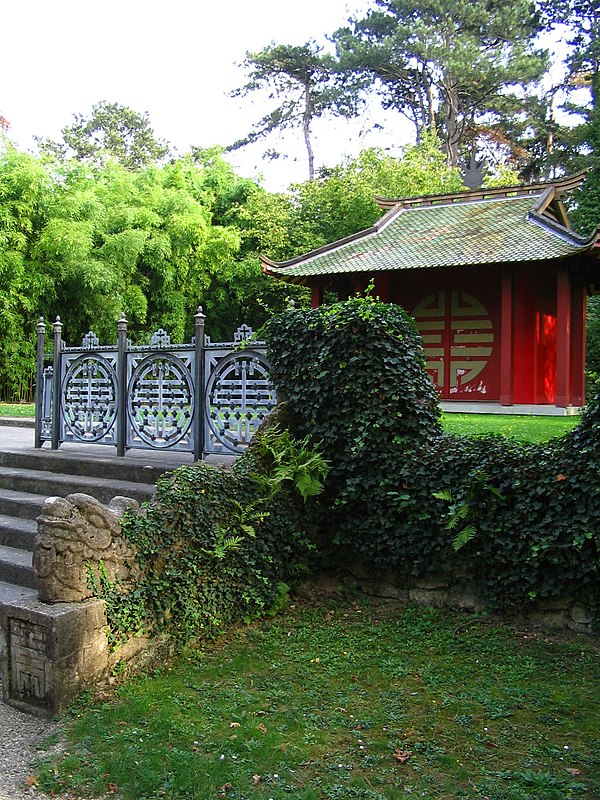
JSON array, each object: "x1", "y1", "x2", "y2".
[
  {"x1": 0, "y1": 545, "x2": 35, "y2": 589},
  {"x1": 0, "y1": 448, "x2": 172, "y2": 485},
  {"x1": 0, "y1": 514, "x2": 37, "y2": 551},
  {"x1": 0, "y1": 465, "x2": 157, "y2": 507},
  {"x1": 0, "y1": 579, "x2": 37, "y2": 606},
  {"x1": 0, "y1": 488, "x2": 47, "y2": 521}
]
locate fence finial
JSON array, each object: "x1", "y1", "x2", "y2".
[
  {"x1": 195, "y1": 305, "x2": 206, "y2": 321},
  {"x1": 37, "y1": 316, "x2": 46, "y2": 334}
]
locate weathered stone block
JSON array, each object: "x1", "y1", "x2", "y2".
[
  {"x1": 570, "y1": 603, "x2": 592, "y2": 625},
  {"x1": 0, "y1": 597, "x2": 109, "y2": 717},
  {"x1": 34, "y1": 493, "x2": 140, "y2": 603},
  {"x1": 409, "y1": 588, "x2": 449, "y2": 608},
  {"x1": 414, "y1": 576, "x2": 451, "y2": 590}
]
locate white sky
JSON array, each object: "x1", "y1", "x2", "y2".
[
  {"x1": 2, "y1": 1, "x2": 578, "y2": 191},
  {"x1": 2, "y1": 0, "x2": 411, "y2": 190}
]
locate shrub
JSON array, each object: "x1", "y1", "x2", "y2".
[
  {"x1": 115, "y1": 426, "x2": 326, "y2": 643},
  {"x1": 265, "y1": 295, "x2": 441, "y2": 477},
  {"x1": 266, "y1": 300, "x2": 600, "y2": 621}
]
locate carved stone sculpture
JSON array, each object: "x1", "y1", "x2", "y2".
[{"x1": 34, "y1": 493, "x2": 140, "y2": 603}]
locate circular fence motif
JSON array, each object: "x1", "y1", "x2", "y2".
[
  {"x1": 127, "y1": 353, "x2": 194, "y2": 448},
  {"x1": 61, "y1": 355, "x2": 117, "y2": 442},
  {"x1": 205, "y1": 351, "x2": 277, "y2": 454}
]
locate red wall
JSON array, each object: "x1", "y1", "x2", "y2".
[{"x1": 340, "y1": 263, "x2": 586, "y2": 406}]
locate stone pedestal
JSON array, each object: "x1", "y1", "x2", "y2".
[{"x1": 0, "y1": 596, "x2": 109, "y2": 717}]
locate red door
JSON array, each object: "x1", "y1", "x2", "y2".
[{"x1": 411, "y1": 288, "x2": 500, "y2": 401}]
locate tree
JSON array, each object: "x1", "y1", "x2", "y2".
[
  {"x1": 0, "y1": 146, "x2": 55, "y2": 400},
  {"x1": 228, "y1": 41, "x2": 359, "y2": 180},
  {"x1": 333, "y1": 0, "x2": 548, "y2": 169},
  {"x1": 288, "y1": 133, "x2": 464, "y2": 246},
  {"x1": 37, "y1": 101, "x2": 170, "y2": 171},
  {"x1": 539, "y1": 0, "x2": 600, "y2": 233}
]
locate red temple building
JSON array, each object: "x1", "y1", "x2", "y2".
[{"x1": 262, "y1": 173, "x2": 600, "y2": 413}]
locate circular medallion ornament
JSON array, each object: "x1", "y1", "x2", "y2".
[
  {"x1": 127, "y1": 353, "x2": 194, "y2": 448},
  {"x1": 205, "y1": 351, "x2": 276, "y2": 454},
  {"x1": 61, "y1": 355, "x2": 117, "y2": 442}
]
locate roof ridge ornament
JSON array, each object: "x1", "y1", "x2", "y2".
[{"x1": 374, "y1": 170, "x2": 590, "y2": 211}]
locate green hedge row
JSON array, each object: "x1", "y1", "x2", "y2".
[{"x1": 266, "y1": 298, "x2": 600, "y2": 620}]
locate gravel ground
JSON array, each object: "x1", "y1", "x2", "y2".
[{"x1": 0, "y1": 679, "x2": 62, "y2": 800}]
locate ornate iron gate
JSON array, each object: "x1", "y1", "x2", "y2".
[{"x1": 34, "y1": 308, "x2": 277, "y2": 459}]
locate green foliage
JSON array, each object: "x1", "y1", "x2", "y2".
[
  {"x1": 86, "y1": 561, "x2": 145, "y2": 649},
  {"x1": 255, "y1": 424, "x2": 330, "y2": 501},
  {"x1": 290, "y1": 135, "x2": 464, "y2": 245},
  {"x1": 332, "y1": 0, "x2": 548, "y2": 168},
  {"x1": 0, "y1": 146, "x2": 269, "y2": 399},
  {"x1": 586, "y1": 295, "x2": 600, "y2": 375},
  {"x1": 0, "y1": 146, "x2": 54, "y2": 400},
  {"x1": 265, "y1": 295, "x2": 442, "y2": 474},
  {"x1": 266, "y1": 298, "x2": 600, "y2": 620},
  {"x1": 433, "y1": 470, "x2": 504, "y2": 552},
  {"x1": 36, "y1": 101, "x2": 170, "y2": 170},
  {"x1": 115, "y1": 430, "x2": 326, "y2": 643}
]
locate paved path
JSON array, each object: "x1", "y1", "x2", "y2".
[
  {"x1": 0, "y1": 687, "x2": 59, "y2": 800},
  {"x1": 0, "y1": 420, "x2": 236, "y2": 469}
]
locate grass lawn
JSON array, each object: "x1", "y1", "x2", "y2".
[
  {"x1": 0, "y1": 404, "x2": 580, "y2": 443},
  {"x1": 441, "y1": 413, "x2": 579, "y2": 443},
  {"x1": 0, "y1": 402, "x2": 35, "y2": 417},
  {"x1": 35, "y1": 594, "x2": 600, "y2": 800}
]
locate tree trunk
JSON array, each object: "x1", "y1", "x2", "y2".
[{"x1": 303, "y1": 82, "x2": 315, "y2": 181}]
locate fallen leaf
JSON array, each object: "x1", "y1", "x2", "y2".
[
  {"x1": 108, "y1": 783, "x2": 119, "y2": 794},
  {"x1": 25, "y1": 775, "x2": 38, "y2": 787},
  {"x1": 257, "y1": 722, "x2": 268, "y2": 734},
  {"x1": 229, "y1": 722, "x2": 240, "y2": 728},
  {"x1": 484, "y1": 740, "x2": 499, "y2": 749},
  {"x1": 392, "y1": 749, "x2": 413, "y2": 764},
  {"x1": 556, "y1": 473, "x2": 567, "y2": 481},
  {"x1": 566, "y1": 768, "x2": 581, "y2": 776},
  {"x1": 218, "y1": 783, "x2": 233, "y2": 796},
  {"x1": 251, "y1": 775, "x2": 261, "y2": 785}
]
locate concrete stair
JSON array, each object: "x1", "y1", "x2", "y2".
[{"x1": 0, "y1": 449, "x2": 168, "y2": 602}]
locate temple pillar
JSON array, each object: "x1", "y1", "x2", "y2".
[
  {"x1": 500, "y1": 270, "x2": 514, "y2": 406},
  {"x1": 555, "y1": 269, "x2": 572, "y2": 407}
]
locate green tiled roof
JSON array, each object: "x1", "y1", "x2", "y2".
[{"x1": 263, "y1": 193, "x2": 593, "y2": 281}]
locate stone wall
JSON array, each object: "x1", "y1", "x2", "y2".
[{"x1": 345, "y1": 569, "x2": 593, "y2": 634}]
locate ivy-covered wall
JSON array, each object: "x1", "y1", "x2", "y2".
[{"x1": 266, "y1": 298, "x2": 600, "y2": 625}]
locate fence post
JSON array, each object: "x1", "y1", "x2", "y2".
[
  {"x1": 34, "y1": 317, "x2": 46, "y2": 449},
  {"x1": 116, "y1": 313, "x2": 128, "y2": 457},
  {"x1": 51, "y1": 317, "x2": 63, "y2": 450},
  {"x1": 193, "y1": 306, "x2": 206, "y2": 461}
]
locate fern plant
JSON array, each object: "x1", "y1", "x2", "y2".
[{"x1": 433, "y1": 470, "x2": 504, "y2": 551}]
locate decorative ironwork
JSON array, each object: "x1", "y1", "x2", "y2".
[
  {"x1": 40, "y1": 367, "x2": 53, "y2": 440},
  {"x1": 150, "y1": 328, "x2": 172, "y2": 348},
  {"x1": 81, "y1": 330, "x2": 100, "y2": 350},
  {"x1": 233, "y1": 324, "x2": 254, "y2": 343},
  {"x1": 127, "y1": 353, "x2": 194, "y2": 449},
  {"x1": 35, "y1": 311, "x2": 276, "y2": 458},
  {"x1": 61, "y1": 355, "x2": 118, "y2": 442},
  {"x1": 205, "y1": 350, "x2": 276, "y2": 454}
]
